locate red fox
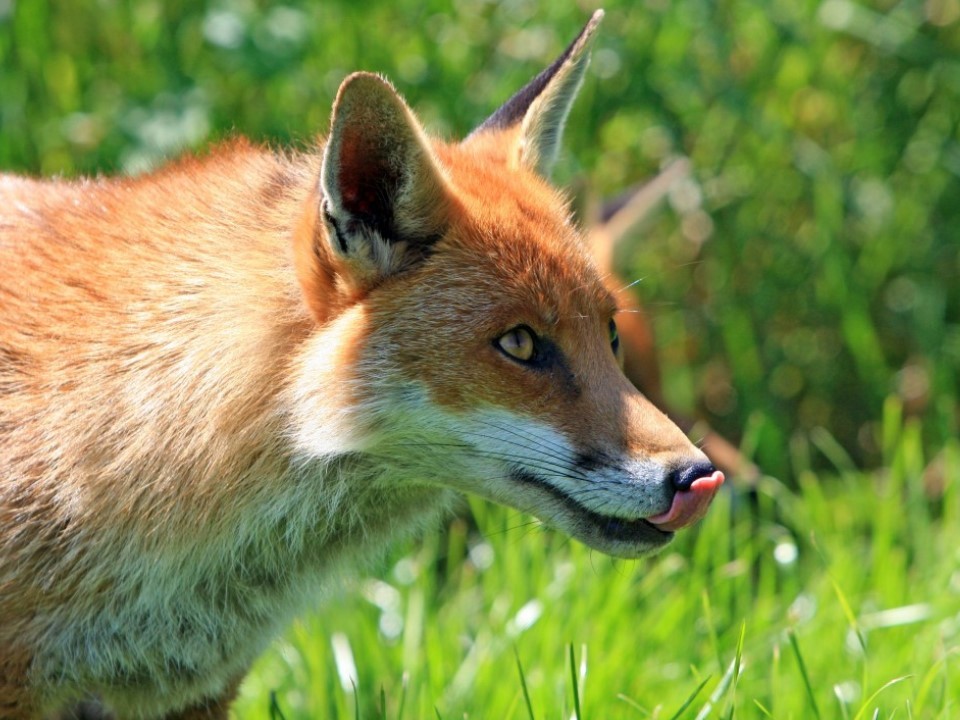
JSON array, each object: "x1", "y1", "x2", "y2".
[{"x1": 0, "y1": 11, "x2": 723, "y2": 719}]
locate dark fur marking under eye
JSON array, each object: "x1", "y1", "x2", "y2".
[{"x1": 527, "y1": 336, "x2": 581, "y2": 398}]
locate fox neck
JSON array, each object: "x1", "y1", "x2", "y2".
[{"x1": 33, "y1": 457, "x2": 456, "y2": 709}]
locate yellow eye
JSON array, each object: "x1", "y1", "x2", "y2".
[
  {"x1": 496, "y1": 326, "x2": 536, "y2": 362},
  {"x1": 609, "y1": 318, "x2": 620, "y2": 354}
]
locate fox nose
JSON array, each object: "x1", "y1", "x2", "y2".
[
  {"x1": 668, "y1": 461, "x2": 718, "y2": 491},
  {"x1": 647, "y1": 461, "x2": 725, "y2": 532}
]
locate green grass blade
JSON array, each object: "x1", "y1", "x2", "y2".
[
  {"x1": 829, "y1": 577, "x2": 866, "y2": 652},
  {"x1": 914, "y1": 648, "x2": 959, "y2": 714},
  {"x1": 810, "y1": 426, "x2": 857, "y2": 474},
  {"x1": 753, "y1": 700, "x2": 774, "y2": 718},
  {"x1": 666, "y1": 675, "x2": 712, "y2": 720},
  {"x1": 352, "y1": 679, "x2": 360, "y2": 720},
  {"x1": 695, "y1": 656, "x2": 737, "y2": 720},
  {"x1": 515, "y1": 647, "x2": 536, "y2": 720},
  {"x1": 569, "y1": 643, "x2": 583, "y2": 720},
  {"x1": 733, "y1": 621, "x2": 745, "y2": 689},
  {"x1": 725, "y1": 621, "x2": 747, "y2": 719},
  {"x1": 701, "y1": 590, "x2": 723, "y2": 668},
  {"x1": 788, "y1": 631, "x2": 821, "y2": 720},
  {"x1": 834, "y1": 684, "x2": 852, "y2": 720},
  {"x1": 853, "y1": 676, "x2": 913, "y2": 720},
  {"x1": 616, "y1": 693, "x2": 650, "y2": 716},
  {"x1": 397, "y1": 672, "x2": 408, "y2": 720},
  {"x1": 269, "y1": 691, "x2": 288, "y2": 720}
]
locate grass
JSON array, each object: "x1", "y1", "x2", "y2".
[{"x1": 233, "y1": 399, "x2": 960, "y2": 718}]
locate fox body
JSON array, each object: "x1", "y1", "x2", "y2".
[{"x1": 0, "y1": 13, "x2": 723, "y2": 719}]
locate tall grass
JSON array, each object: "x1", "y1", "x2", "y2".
[{"x1": 234, "y1": 401, "x2": 960, "y2": 718}]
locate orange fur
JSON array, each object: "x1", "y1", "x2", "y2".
[{"x1": 0, "y1": 13, "x2": 723, "y2": 718}]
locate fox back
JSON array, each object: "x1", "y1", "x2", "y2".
[{"x1": 0, "y1": 12, "x2": 723, "y2": 719}]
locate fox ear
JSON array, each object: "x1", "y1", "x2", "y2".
[
  {"x1": 469, "y1": 10, "x2": 603, "y2": 177},
  {"x1": 320, "y1": 72, "x2": 450, "y2": 286}
]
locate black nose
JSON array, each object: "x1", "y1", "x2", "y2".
[{"x1": 669, "y1": 461, "x2": 717, "y2": 491}]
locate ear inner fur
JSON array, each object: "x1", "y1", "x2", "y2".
[{"x1": 317, "y1": 72, "x2": 452, "y2": 287}]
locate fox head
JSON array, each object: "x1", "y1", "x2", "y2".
[{"x1": 289, "y1": 11, "x2": 723, "y2": 558}]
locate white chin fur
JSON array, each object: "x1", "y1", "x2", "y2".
[{"x1": 358, "y1": 386, "x2": 674, "y2": 556}]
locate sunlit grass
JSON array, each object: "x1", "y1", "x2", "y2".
[{"x1": 235, "y1": 404, "x2": 960, "y2": 718}]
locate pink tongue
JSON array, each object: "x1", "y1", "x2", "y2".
[{"x1": 647, "y1": 471, "x2": 725, "y2": 532}]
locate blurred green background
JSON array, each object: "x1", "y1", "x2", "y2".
[{"x1": 1, "y1": 0, "x2": 957, "y2": 479}]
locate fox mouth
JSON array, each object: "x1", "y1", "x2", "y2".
[{"x1": 508, "y1": 467, "x2": 675, "y2": 550}]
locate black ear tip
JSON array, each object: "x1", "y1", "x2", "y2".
[{"x1": 469, "y1": 11, "x2": 605, "y2": 137}]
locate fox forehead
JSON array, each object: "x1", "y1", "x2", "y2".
[{"x1": 426, "y1": 140, "x2": 617, "y2": 326}]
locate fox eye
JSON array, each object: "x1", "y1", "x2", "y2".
[
  {"x1": 496, "y1": 326, "x2": 536, "y2": 363},
  {"x1": 609, "y1": 318, "x2": 620, "y2": 355}
]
